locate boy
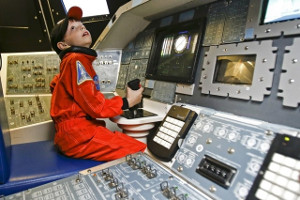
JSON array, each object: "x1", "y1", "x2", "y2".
[{"x1": 50, "y1": 6, "x2": 146, "y2": 161}]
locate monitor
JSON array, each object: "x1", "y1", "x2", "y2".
[
  {"x1": 61, "y1": 0, "x2": 109, "y2": 18},
  {"x1": 146, "y1": 20, "x2": 204, "y2": 83},
  {"x1": 262, "y1": 0, "x2": 300, "y2": 24},
  {"x1": 213, "y1": 55, "x2": 256, "y2": 85}
]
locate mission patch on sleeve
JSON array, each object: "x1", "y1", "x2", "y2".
[{"x1": 76, "y1": 60, "x2": 92, "y2": 85}]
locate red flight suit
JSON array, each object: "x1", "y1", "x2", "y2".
[{"x1": 50, "y1": 47, "x2": 146, "y2": 161}]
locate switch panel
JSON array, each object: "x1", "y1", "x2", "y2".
[
  {"x1": 4, "y1": 96, "x2": 52, "y2": 129},
  {"x1": 6, "y1": 53, "x2": 60, "y2": 94}
]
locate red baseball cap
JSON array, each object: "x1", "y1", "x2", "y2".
[
  {"x1": 50, "y1": 6, "x2": 83, "y2": 54},
  {"x1": 67, "y1": 6, "x2": 82, "y2": 20}
]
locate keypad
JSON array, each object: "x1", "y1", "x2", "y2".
[
  {"x1": 255, "y1": 153, "x2": 300, "y2": 200},
  {"x1": 153, "y1": 116, "x2": 184, "y2": 149}
]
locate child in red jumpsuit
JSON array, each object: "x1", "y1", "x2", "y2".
[{"x1": 50, "y1": 6, "x2": 146, "y2": 161}]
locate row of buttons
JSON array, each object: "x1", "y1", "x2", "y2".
[{"x1": 165, "y1": 116, "x2": 185, "y2": 127}]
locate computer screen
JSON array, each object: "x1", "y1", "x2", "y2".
[
  {"x1": 146, "y1": 20, "x2": 203, "y2": 83},
  {"x1": 213, "y1": 55, "x2": 256, "y2": 85},
  {"x1": 61, "y1": 0, "x2": 110, "y2": 18},
  {"x1": 263, "y1": 0, "x2": 300, "y2": 24}
]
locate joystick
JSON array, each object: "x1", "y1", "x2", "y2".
[
  {"x1": 127, "y1": 79, "x2": 141, "y2": 91},
  {"x1": 127, "y1": 79, "x2": 142, "y2": 119}
]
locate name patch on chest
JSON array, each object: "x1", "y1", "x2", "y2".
[{"x1": 76, "y1": 61, "x2": 92, "y2": 85}]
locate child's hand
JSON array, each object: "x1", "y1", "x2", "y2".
[{"x1": 126, "y1": 86, "x2": 144, "y2": 108}]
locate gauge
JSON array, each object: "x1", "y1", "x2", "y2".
[{"x1": 174, "y1": 34, "x2": 188, "y2": 53}]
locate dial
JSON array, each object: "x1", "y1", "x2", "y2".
[{"x1": 174, "y1": 34, "x2": 188, "y2": 53}]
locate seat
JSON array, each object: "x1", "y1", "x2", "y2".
[{"x1": 0, "y1": 77, "x2": 103, "y2": 196}]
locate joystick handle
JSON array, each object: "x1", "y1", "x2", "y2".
[{"x1": 127, "y1": 79, "x2": 140, "y2": 90}]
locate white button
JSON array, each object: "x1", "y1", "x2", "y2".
[
  {"x1": 283, "y1": 157, "x2": 297, "y2": 168},
  {"x1": 164, "y1": 122, "x2": 172, "y2": 129},
  {"x1": 164, "y1": 134, "x2": 170, "y2": 141},
  {"x1": 272, "y1": 153, "x2": 285, "y2": 163},
  {"x1": 287, "y1": 180, "x2": 300, "y2": 193},
  {"x1": 177, "y1": 153, "x2": 186, "y2": 162},
  {"x1": 166, "y1": 116, "x2": 172, "y2": 123},
  {"x1": 169, "y1": 130, "x2": 177, "y2": 138},
  {"x1": 282, "y1": 190, "x2": 297, "y2": 200},
  {"x1": 185, "y1": 158, "x2": 194, "y2": 167},
  {"x1": 167, "y1": 130, "x2": 175, "y2": 137},
  {"x1": 166, "y1": 136, "x2": 175, "y2": 144},
  {"x1": 153, "y1": 136, "x2": 159, "y2": 143},
  {"x1": 228, "y1": 132, "x2": 237, "y2": 140},
  {"x1": 203, "y1": 124, "x2": 211, "y2": 132},
  {"x1": 161, "y1": 134, "x2": 168, "y2": 140},
  {"x1": 247, "y1": 138, "x2": 257, "y2": 147},
  {"x1": 255, "y1": 189, "x2": 268, "y2": 199},
  {"x1": 260, "y1": 142, "x2": 270, "y2": 152},
  {"x1": 157, "y1": 131, "x2": 164, "y2": 138},
  {"x1": 260, "y1": 180, "x2": 272, "y2": 191},
  {"x1": 238, "y1": 186, "x2": 248, "y2": 198},
  {"x1": 295, "y1": 161, "x2": 300, "y2": 170},
  {"x1": 195, "y1": 122, "x2": 202, "y2": 129},
  {"x1": 275, "y1": 175, "x2": 288, "y2": 187},
  {"x1": 163, "y1": 141, "x2": 171, "y2": 149},
  {"x1": 169, "y1": 118, "x2": 176, "y2": 125},
  {"x1": 174, "y1": 126, "x2": 181, "y2": 132},
  {"x1": 279, "y1": 166, "x2": 292, "y2": 178},
  {"x1": 268, "y1": 162, "x2": 280, "y2": 172},
  {"x1": 196, "y1": 145, "x2": 203, "y2": 152},
  {"x1": 291, "y1": 170, "x2": 300, "y2": 181},
  {"x1": 218, "y1": 129, "x2": 226, "y2": 136},
  {"x1": 159, "y1": 126, "x2": 166, "y2": 132},
  {"x1": 160, "y1": 140, "x2": 167, "y2": 147},
  {"x1": 170, "y1": 117, "x2": 177, "y2": 123},
  {"x1": 264, "y1": 171, "x2": 277, "y2": 182},
  {"x1": 155, "y1": 137, "x2": 162, "y2": 144},
  {"x1": 177, "y1": 120, "x2": 185, "y2": 127},
  {"x1": 270, "y1": 185, "x2": 284, "y2": 196},
  {"x1": 169, "y1": 124, "x2": 175, "y2": 131},
  {"x1": 266, "y1": 194, "x2": 279, "y2": 200}
]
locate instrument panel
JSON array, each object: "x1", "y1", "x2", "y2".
[{"x1": 5, "y1": 153, "x2": 213, "y2": 200}]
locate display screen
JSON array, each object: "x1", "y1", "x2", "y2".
[
  {"x1": 61, "y1": 0, "x2": 110, "y2": 18},
  {"x1": 263, "y1": 0, "x2": 300, "y2": 24},
  {"x1": 213, "y1": 55, "x2": 256, "y2": 85},
  {"x1": 146, "y1": 20, "x2": 203, "y2": 83}
]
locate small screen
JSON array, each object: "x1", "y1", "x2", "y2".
[
  {"x1": 61, "y1": 0, "x2": 110, "y2": 18},
  {"x1": 263, "y1": 0, "x2": 300, "y2": 24},
  {"x1": 146, "y1": 20, "x2": 203, "y2": 83},
  {"x1": 213, "y1": 55, "x2": 256, "y2": 85}
]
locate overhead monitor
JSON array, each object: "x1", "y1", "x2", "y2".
[
  {"x1": 245, "y1": 0, "x2": 300, "y2": 39},
  {"x1": 262, "y1": 0, "x2": 300, "y2": 24},
  {"x1": 61, "y1": 0, "x2": 110, "y2": 18},
  {"x1": 213, "y1": 55, "x2": 256, "y2": 85},
  {"x1": 146, "y1": 20, "x2": 204, "y2": 84}
]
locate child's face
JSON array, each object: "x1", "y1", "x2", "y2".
[{"x1": 63, "y1": 20, "x2": 92, "y2": 48}]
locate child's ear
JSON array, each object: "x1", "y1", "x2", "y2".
[{"x1": 57, "y1": 42, "x2": 70, "y2": 51}]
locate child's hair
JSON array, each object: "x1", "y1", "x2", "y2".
[{"x1": 50, "y1": 6, "x2": 82, "y2": 54}]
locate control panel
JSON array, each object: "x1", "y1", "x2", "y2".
[
  {"x1": 203, "y1": 0, "x2": 250, "y2": 46},
  {"x1": 5, "y1": 53, "x2": 60, "y2": 94},
  {"x1": 4, "y1": 96, "x2": 52, "y2": 129},
  {"x1": 93, "y1": 50, "x2": 122, "y2": 92},
  {"x1": 4, "y1": 153, "x2": 213, "y2": 200},
  {"x1": 170, "y1": 110, "x2": 276, "y2": 200},
  {"x1": 116, "y1": 29, "x2": 154, "y2": 91}
]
